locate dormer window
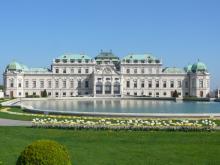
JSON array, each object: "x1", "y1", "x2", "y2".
[
  {"x1": 70, "y1": 59, "x2": 75, "y2": 63},
  {"x1": 63, "y1": 59, "x2": 67, "y2": 63},
  {"x1": 126, "y1": 60, "x2": 130, "y2": 63},
  {"x1": 78, "y1": 59, "x2": 82, "y2": 63},
  {"x1": 134, "y1": 60, "x2": 138, "y2": 63}
]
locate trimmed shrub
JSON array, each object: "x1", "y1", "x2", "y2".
[{"x1": 16, "y1": 140, "x2": 71, "y2": 165}]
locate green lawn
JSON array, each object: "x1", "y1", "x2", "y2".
[{"x1": 1, "y1": 127, "x2": 220, "y2": 165}]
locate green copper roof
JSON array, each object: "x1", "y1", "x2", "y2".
[
  {"x1": 122, "y1": 54, "x2": 158, "y2": 61},
  {"x1": 57, "y1": 54, "x2": 92, "y2": 60},
  {"x1": 27, "y1": 68, "x2": 49, "y2": 72},
  {"x1": 163, "y1": 67, "x2": 186, "y2": 74},
  {"x1": 95, "y1": 51, "x2": 119, "y2": 60},
  {"x1": 191, "y1": 61, "x2": 207, "y2": 73},
  {"x1": 184, "y1": 64, "x2": 192, "y2": 73},
  {"x1": 6, "y1": 61, "x2": 23, "y2": 71}
]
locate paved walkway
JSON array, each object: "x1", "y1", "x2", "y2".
[{"x1": 0, "y1": 118, "x2": 31, "y2": 126}]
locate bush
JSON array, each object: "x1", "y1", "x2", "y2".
[{"x1": 16, "y1": 140, "x2": 72, "y2": 165}]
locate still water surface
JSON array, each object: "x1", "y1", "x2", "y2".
[{"x1": 20, "y1": 99, "x2": 220, "y2": 114}]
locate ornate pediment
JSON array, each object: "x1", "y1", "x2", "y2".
[{"x1": 95, "y1": 66, "x2": 120, "y2": 75}]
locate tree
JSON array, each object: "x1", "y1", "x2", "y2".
[
  {"x1": 172, "y1": 90, "x2": 179, "y2": 98},
  {"x1": 41, "y1": 89, "x2": 48, "y2": 97}
]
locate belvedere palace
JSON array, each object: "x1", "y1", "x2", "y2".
[{"x1": 3, "y1": 51, "x2": 210, "y2": 98}]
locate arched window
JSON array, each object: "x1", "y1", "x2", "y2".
[
  {"x1": 105, "y1": 82, "x2": 111, "y2": 94},
  {"x1": 96, "y1": 82, "x2": 103, "y2": 94},
  {"x1": 114, "y1": 82, "x2": 120, "y2": 94}
]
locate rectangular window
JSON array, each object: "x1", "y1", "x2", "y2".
[
  {"x1": 33, "y1": 81, "x2": 36, "y2": 88},
  {"x1": 134, "y1": 92, "x2": 137, "y2": 96},
  {"x1": 55, "y1": 92, "x2": 59, "y2": 97},
  {"x1": 134, "y1": 80, "x2": 137, "y2": 88},
  {"x1": 55, "y1": 80, "x2": 59, "y2": 88},
  {"x1": 71, "y1": 69, "x2": 74, "y2": 74},
  {"x1": 85, "y1": 81, "x2": 89, "y2": 88},
  {"x1": 163, "y1": 81, "x2": 167, "y2": 88},
  {"x1": 78, "y1": 80, "x2": 81, "y2": 88},
  {"x1": 48, "y1": 81, "x2": 52, "y2": 88},
  {"x1": 70, "y1": 80, "x2": 74, "y2": 88},
  {"x1": 134, "y1": 68, "x2": 137, "y2": 74},
  {"x1": 126, "y1": 69, "x2": 130, "y2": 74},
  {"x1": 63, "y1": 80, "x2": 66, "y2": 88},
  {"x1": 18, "y1": 83, "x2": 22, "y2": 88},
  {"x1": 63, "y1": 92, "x2": 66, "y2": 97},
  {"x1": 141, "y1": 68, "x2": 145, "y2": 74},
  {"x1": 40, "y1": 81, "x2": 44, "y2": 88},
  {"x1": 48, "y1": 92, "x2": 51, "y2": 96},
  {"x1": 156, "y1": 80, "x2": 159, "y2": 88},
  {"x1": 170, "y1": 81, "x2": 174, "y2": 88},
  {"x1": 185, "y1": 81, "x2": 188, "y2": 88},
  {"x1": 78, "y1": 68, "x2": 81, "y2": 74},
  {"x1": 126, "y1": 81, "x2": 130, "y2": 88},
  {"x1": 55, "y1": 69, "x2": 59, "y2": 73},
  {"x1": 199, "y1": 80, "x2": 203, "y2": 88},
  {"x1": 148, "y1": 80, "x2": 152, "y2": 88},
  {"x1": 63, "y1": 68, "x2": 66, "y2": 74},
  {"x1": 178, "y1": 80, "x2": 182, "y2": 88},
  {"x1": 85, "y1": 68, "x2": 89, "y2": 74},
  {"x1": 141, "y1": 81, "x2": 145, "y2": 88},
  {"x1": 25, "y1": 81, "x2": 29, "y2": 88}
]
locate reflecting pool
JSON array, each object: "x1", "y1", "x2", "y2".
[{"x1": 19, "y1": 99, "x2": 220, "y2": 114}]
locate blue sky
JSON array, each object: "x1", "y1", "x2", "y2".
[{"x1": 0, "y1": 0, "x2": 220, "y2": 89}]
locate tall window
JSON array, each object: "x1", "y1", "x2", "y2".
[
  {"x1": 70, "y1": 80, "x2": 74, "y2": 88},
  {"x1": 126, "y1": 81, "x2": 130, "y2": 88},
  {"x1": 134, "y1": 68, "x2": 137, "y2": 74},
  {"x1": 40, "y1": 81, "x2": 44, "y2": 88},
  {"x1": 141, "y1": 80, "x2": 145, "y2": 88},
  {"x1": 85, "y1": 80, "x2": 89, "y2": 88},
  {"x1": 63, "y1": 68, "x2": 66, "y2": 74},
  {"x1": 71, "y1": 68, "x2": 74, "y2": 74},
  {"x1": 185, "y1": 81, "x2": 188, "y2": 88},
  {"x1": 199, "y1": 80, "x2": 203, "y2": 88},
  {"x1": 48, "y1": 81, "x2": 52, "y2": 88},
  {"x1": 25, "y1": 81, "x2": 29, "y2": 88},
  {"x1": 55, "y1": 69, "x2": 59, "y2": 73},
  {"x1": 78, "y1": 80, "x2": 81, "y2": 88},
  {"x1": 63, "y1": 80, "x2": 66, "y2": 88},
  {"x1": 33, "y1": 81, "x2": 36, "y2": 88},
  {"x1": 85, "y1": 68, "x2": 89, "y2": 74},
  {"x1": 55, "y1": 80, "x2": 59, "y2": 88},
  {"x1": 134, "y1": 80, "x2": 137, "y2": 88},
  {"x1": 78, "y1": 68, "x2": 81, "y2": 74},
  {"x1": 148, "y1": 80, "x2": 152, "y2": 88},
  {"x1": 141, "y1": 68, "x2": 145, "y2": 74},
  {"x1": 163, "y1": 81, "x2": 167, "y2": 88},
  {"x1": 126, "y1": 69, "x2": 130, "y2": 74},
  {"x1": 178, "y1": 80, "x2": 182, "y2": 88},
  {"x1": 170, "y1": 80, "x2": 174, "y2": 88},
  {"x1": 156, "y1": 80, "x2": 159, "y2": 88}
]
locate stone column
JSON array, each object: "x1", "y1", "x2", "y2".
[{"x1": 111, "y1": 81, "x2": 114, "y2": 96}]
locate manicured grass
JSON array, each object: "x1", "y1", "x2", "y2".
[
  {"x1": 1, "y1": 127, "x2": 220, "y2": 165},
  {"x1": 0, "y1": 107, "x2": 36, "y2": 121}
]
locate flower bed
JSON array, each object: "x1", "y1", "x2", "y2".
[{"x1": 32, "y1": 118, "x2": 217, "y2": 131}]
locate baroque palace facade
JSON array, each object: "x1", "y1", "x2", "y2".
[{"x1": 3, "y1": 51, "x2": 210, "y2": 98}]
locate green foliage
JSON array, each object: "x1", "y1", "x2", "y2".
[
  {"x1": 16, "y1": 140, "x2": 71, "y2": 165},
  {"x1": 172, "y1": 90, "x2": 179, "y2": 98},
  {"x1": 0, "y1": 85, "x2": 4, "y2": 90},
  {"x1": 41, "y1": 90, "x2": 48, "y2": 98}
]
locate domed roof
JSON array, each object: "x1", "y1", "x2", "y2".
[
  {"x1": 184, "y1": 64, "x2": 192, "y2": 73},
  {"x1": 191, "y1": 61, "x2": 207, "y2": 73},
  {"x1": 6, "y1": 61, "x2": 23, "y2": 71}
]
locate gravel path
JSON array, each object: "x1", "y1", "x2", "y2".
[{"x1": 0, "y1": 118, "x2": 31, "y2": 126}]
